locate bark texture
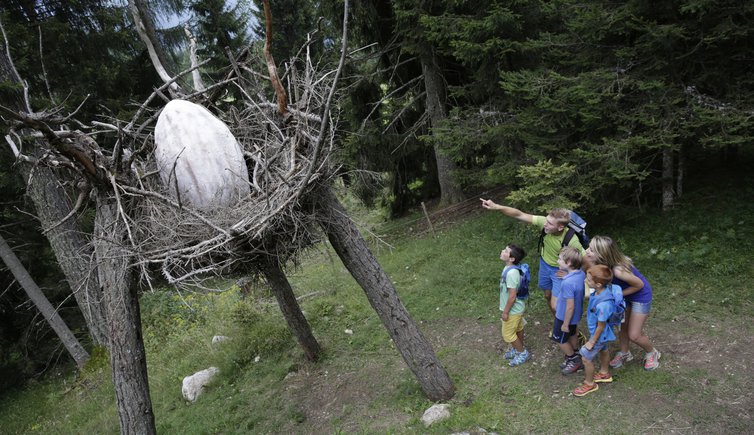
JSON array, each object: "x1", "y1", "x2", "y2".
[
  {"x1": 23, "y1": 165, "x2": 109, "y2": 346},
  {"x1": 0, "y1": 234, "x2": 89, "y2": 368},
  {"x1": 312, "y1": 186, "x2": 455, "y2": 401},
  {"x1": 260, "y1": 257, "x2": 321, "y2": 361},
  {"x1": 662, "y1": 147, "x2": 675, "y2": 211},
  {"x1": 94, "y1": 193, "x2": 156, "y2": 435},
  {"x1": 420, "y1": 49, "x2": 465, "y2": 206}
]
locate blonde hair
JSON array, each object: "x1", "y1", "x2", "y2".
[
  {"x1": 549, "y1": 208, "x2": 571, "y2": 227},
  {"x1": 586, "y1": 264, "x2": 613, "y2": 286},
  {"x1": 559, "y1": 246, "x2": 582, "y2": 269},
  {"x1": 589, "y1": 235, "x2": 633, "y2": 271}
]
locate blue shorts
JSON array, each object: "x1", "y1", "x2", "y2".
[
  {"x1": 579, "y1": 342, "x2": 608, "y2": 361},
  {"x1": 629, "y1": 300, "x2": 652, "y2": 314},
  {"x1": 551, "y1": 318, "x2": 577, "y2": 344},
  {"x1": 538, "y1": 258, "x2": 563, "y2": 296}
]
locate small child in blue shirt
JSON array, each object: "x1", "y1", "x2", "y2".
[
  {"x1": 499, "y1": 244, "x2": 531, "y2": 367},
  {"x1": 552, "y1": 247, "x2": 585, "y2": 375},
  {"x1": 573, "y1": 265, "x2": 617, "y2": 397}
]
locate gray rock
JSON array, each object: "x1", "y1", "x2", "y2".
[
  {"x1": 421, "y1": 403, "x2": 450, "y2": 427},
  {"x1": 211, "y1": 335, "x2": 229, "y2": 345},
  {"x1": 182, "y1": 367, "x2": 219, "y2": 402}
]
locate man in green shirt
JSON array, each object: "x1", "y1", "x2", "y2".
[{"x1": 480, "y1": 199, "x2": 585, "y2": 314}]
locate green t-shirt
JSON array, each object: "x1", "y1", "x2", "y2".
[
  {"x1": 531, "y1": 215, "x2": 585, "y2": 266},
  {"x1": 499, "y1": 265, "x2": 526, "y2": 315}
]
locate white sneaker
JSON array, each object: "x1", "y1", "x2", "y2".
[{"x1": 609, "y1": 351, "x2": 634, "y2": 368}]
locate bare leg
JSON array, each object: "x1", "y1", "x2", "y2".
[
  {"x1": 598, "y1": 349, "x2": 610, "y2": 376},
  {"x1": 618, "y1": 306, "x2": 632, "y2": 353},
  {"x1": 511, "y1": 337, "x2": 524, "y2": 352},
  {"x1": 583, "y1": 356, "x2": 595, "y2": 384},
  {"x1": 544, "y1": 290, "x2": 556, "y2": 315},
  {"x1": 568, "y1": 329, "x2": 579, "y2": 351},
  {"x1": 558, "y1": 342, "x2": 574, "y2": 356},
  {"x1": 627, "y1": 311, "x2": 654, "y2": 353}
]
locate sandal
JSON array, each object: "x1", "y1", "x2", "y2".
[
  {"x1": 573, "y1": 382, "x2": 599, "y2": 397},
  {"x1": 594, "y1": 372, "x2": 613, "y2": 383}
]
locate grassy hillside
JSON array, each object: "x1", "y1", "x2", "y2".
[{"x1": 1, "y1": 167, "x2": 752, "y2": 433}]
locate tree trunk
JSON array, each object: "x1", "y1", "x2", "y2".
[
  {"x1": 0, "y1": 234, "x2": 90, "y2": 368},
  {"x1": 184, "y1": 24, "x2": 205, "y2": 92},
  {"x1": 311, "y1": 185, "x2": 455, "y2": 401},
  {"x1": 676, "y1": 148, "x2": 684, "y2": 199},
  {"x1": 259, "y1": 257, "x2": 321, "y2": 361},
  {"x1": 23, "y1": 165, "x2": 109, "y2": 347},
  {"x1": 128, "y1": 0, "x2": 179, "y2": 92},
  {"x1": 420, "y1": 48, "x2": 465, "y2": 207},
  {"x1": 661, "y1": 147, "x2": 675, "y2": 211},
  {"x1": 1, "y1": 41, "x2": 109, "y2": 348},
  {"x1": 94, "y1": 193, "x2": 156, "y2": 435}
]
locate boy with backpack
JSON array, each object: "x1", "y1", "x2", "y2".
[
  {"x1": 553, "y1": 247, "x2": 586, "y2": 375},
  {"x1": 499, "y1": 244, "x2": 531, "y2": 367},
  {"x1": 480, "y1": 199, "x2": 587, "y2": 315},
  {"x1": 573, "y1": 265, "x2": 624, "y2": 397}
]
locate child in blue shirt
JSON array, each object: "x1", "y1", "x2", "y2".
[
  {"x1": 573, "y1": 265, "x2": 617, "y2": 397},
  {"x1": 552, "y1": 247, "x2": 585, "y2": 375},
  {"x1": 499, "y1": 244, "x2": 531, "y2": 367}
]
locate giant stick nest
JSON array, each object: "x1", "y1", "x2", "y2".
[{"x1": 121, "y1": 51, "x2": 345, "y2": 288}]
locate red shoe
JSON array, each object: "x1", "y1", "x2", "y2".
[
  {"x1": 573, "y1": 382, "x2": 599, "y2": 397},
  {"x1": 594, "y1": 372, "x2": 613, "y2": 383}
]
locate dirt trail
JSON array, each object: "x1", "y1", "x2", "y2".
[{"x1": 279, "y1": 314, "x2": 753, "y2": 433}]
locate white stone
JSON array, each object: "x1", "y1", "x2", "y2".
[
  {"x1": 344, "y1": 329, "x2": 353, "y2": 335},
  {"x1": 421, "y1": 403, "x2": 451, "y2": 427},
  {"x1": 181, "y1": 367, "x2": 219, "y2": 402},
  {"x1": 211, "y1": 335, "x2": 229, "y2": 344},
  {"x1": 154, "y1": 99, "x2": 250, "y2": 208}
]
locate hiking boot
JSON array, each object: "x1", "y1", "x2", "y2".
[
  {"x1": 594, "y1": 372, "x2": 613, "y2": 383},
  {"x1": 560, "y1": 351, "x2": 579, "y2": 369},
  {"x1": 644, "y1": 349, "x2": 661, "y2": 371},
  {"x1": 504, "y1": 348, "x2": 518, "y2": 359},
  {"x1": 573, "y1": 382, "x2": 599, "y2": 397},
  {"x1": 509, "y1": 349, "x2": 531, "y2": 367},
  {"x1": 559, "y1": 354, "x2": 569, "y2": 369},
  {"x1": 609, "y1": 351, "x2": 633, "y2": 368},
  {"x1": 561, "y1": 355, "x2": 583, "y2": 375}
]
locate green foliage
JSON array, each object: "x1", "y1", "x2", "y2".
[
  {"x1": 191, "y1": 0, "x2": 250, "y2": 80},
  {"x1": 505, "y1": 160, "x2": 579, "y2": 213},
  {"x1": 223, "y1": 296, "x2": 294, "y2": 366},
  {"x1": 250, "y1": 0, "x2": 319, "y2": 65},
  {"x1": 140, "y1": 289, "x2": 212, "y2": 343},
  {"x1": 1, "y1": 3, "x2": 159, "y2": 119},
  {"x1": 373, "y1": 0, "x2": 754, "y2": 213}
]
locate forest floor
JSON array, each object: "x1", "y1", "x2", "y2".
[{"x1": 283, "y1": 314, "x2": 752, "y2": 433}]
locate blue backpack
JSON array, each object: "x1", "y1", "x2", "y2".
[
  {"x1": 501, "y1": 264, "x2": 531, "y2": 300},
  {"x1": 591, "y1": 284, "x2": 626, "y2": 327}
]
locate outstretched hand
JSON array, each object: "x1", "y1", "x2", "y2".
[{"x1": 480, "y1": 198, "x2": 498, "y2": 210}]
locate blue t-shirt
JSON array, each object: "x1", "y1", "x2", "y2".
[
  {"x1": 586, "y1": 288, "x2": 617, "y2": 343},
  {"x1": 555, "y1": 269, "x2": 585, "y2": 324}
]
